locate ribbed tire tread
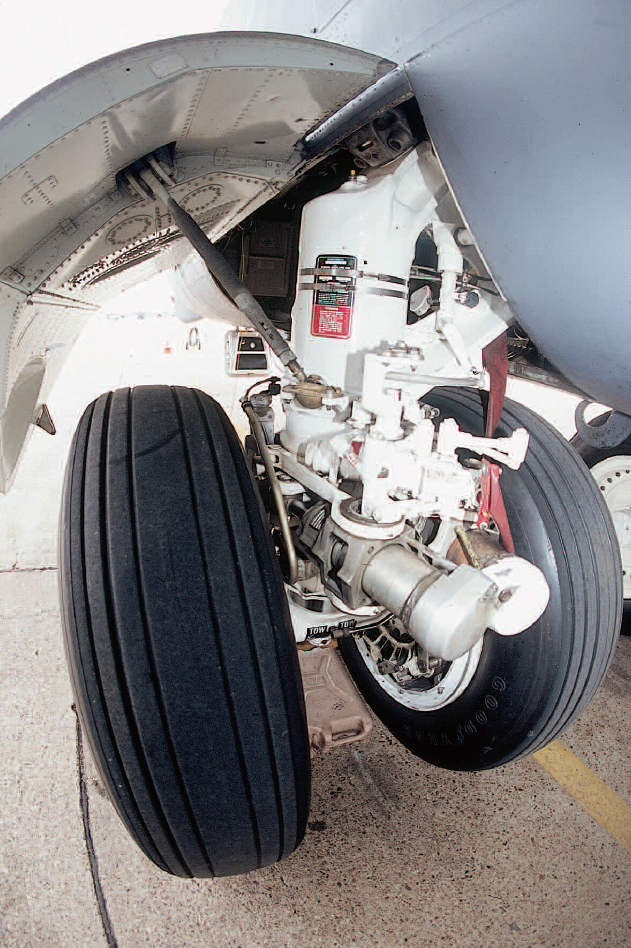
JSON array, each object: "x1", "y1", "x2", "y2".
[{"x1": 59, "y1": 386, "x2": 310, "y2": 877}]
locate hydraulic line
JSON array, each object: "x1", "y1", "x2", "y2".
[
  {"x1": 132, "y1": 164, "x2": 307, "y2": 383},
  {"x1": 242, "y1": 400, "x2": 299, "y2": 586}
]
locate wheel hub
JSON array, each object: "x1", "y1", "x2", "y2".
[{"x1": 590, "y1": 455, "x2": 631, "y2": 599}]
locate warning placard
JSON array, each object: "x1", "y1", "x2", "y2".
[
  {"x1": 310, "y1": 254, "x2": 356, "y2": 339},
  {"x1": 312, "y1": 303, "x2": 352, "y2": 338}
]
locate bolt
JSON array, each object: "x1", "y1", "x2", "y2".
[{"x1": 498, "y1": 588, "x2": 513, "y2": 603}]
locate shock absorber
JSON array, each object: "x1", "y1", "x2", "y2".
[{"x1": 291, "y1": 144, "x2": 445, "y2": 393}]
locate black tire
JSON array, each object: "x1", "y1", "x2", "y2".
[
  {"x1": 571, "y1": 416, "x2": 631, "y2": 619},
  {"x1": 59, "y1": 386, "x2": 310, "y2": 877},
  {"x1": 339, "y1": 389, "x2": 621, "y2": 771}
]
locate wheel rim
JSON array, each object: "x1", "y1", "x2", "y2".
[
  {"x1": 590, "y1": 455, "x2": 631, "y2": 600},
  {"x1": 354, "y1": 634, "x2": 484, "y2": 711}
]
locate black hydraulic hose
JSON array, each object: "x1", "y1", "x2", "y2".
[{"x1": 135, "y1": 166, "x2": 306, "y2": 382}]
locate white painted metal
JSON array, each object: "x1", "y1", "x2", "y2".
[
  {"x1": 291, "y1": 145, "x2": 443, "y2": 393},
  {"x1": 0, "y1": 33, "x2": 388, "y2": 490},
  {"x1": 170, "y1": 254, "x2": 247, "y2": 325},
  {"x1": 276, "y1": 169, "x2": 550, "y2": 654},
  {"x1": 278, "y1": 379, "x2": 531, "y2": 528},
  {"x1": 362, "y1": 546, "x2": 498, "y2": 661},
  {"x1": 589, "y1": 456, "x2": 631, "y2": 600},
  {"x1": 482, "y1": 557, "x2": 551, "y2": 636},
  {"x1": 279, "y1": 139, "x2": 531, "y2": 541},
  {"x1": 280, "y1": 397, "x2": 349, "y2": 457},
  {"x1": 361, "y1": 542, "x2": 549, "y2": 660}
]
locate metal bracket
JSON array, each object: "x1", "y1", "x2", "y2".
[
  {"x1": 298, "y1": 648, "x2": 372, "y2": 753},
  {"x1": 33, "y1": 403, "x2": 56, "y2": 435},
  {"x1": 574, "y1": 400, "x2": 631, "y2": 449},
  {"x1": 476, "y1": 461, "x2": 514, "y2": 554}
]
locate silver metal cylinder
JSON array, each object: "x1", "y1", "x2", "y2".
[
  {"x1": 362, "y1": 545, "x2": 438, "y2": 616},
  {"x1": 362, "y1": 544, "x2": 498, "y2": 661}
]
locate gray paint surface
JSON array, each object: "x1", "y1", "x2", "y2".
[{"x1": 401, "y1": 0, "x2": 631, "y2": 411}]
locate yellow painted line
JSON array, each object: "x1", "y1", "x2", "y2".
[{"x1": 533, "y1": 740, "x2": 631, "y2": 853}]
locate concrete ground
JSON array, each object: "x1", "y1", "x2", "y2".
[
  {"x1": 1, "y1": 569, "x2": 630, "y2": 948},
  {"x1": 1, "y1": 310, "x2": 630, "y2": 947}
]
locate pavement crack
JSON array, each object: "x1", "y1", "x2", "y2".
[
  {"x1": 73, "y1": 705, "x2": 120, "y2": 948},
  {"x1": 348, "y1": 746, "x2": 395, "y2": 819}
]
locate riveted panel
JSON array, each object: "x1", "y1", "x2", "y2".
[
  {"x1": 0, "y1": 32, "x2": 392, "y2": 484},
  {"x1": 0, "y1": 281, "x2": 28, "y2": 412},
  {"x1": 182, "y1": 66, "x2": 380, "y2": 160}
]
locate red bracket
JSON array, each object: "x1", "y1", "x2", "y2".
[
  {"x1": 476, "y1": 461, "x2": 514, "y2": 554},
  {"x1": 482, "y1": 331, "x2": 508, "y2": 439},
  {"x1": 477, "y1": 332, "x2": 514, "y2": 553}
]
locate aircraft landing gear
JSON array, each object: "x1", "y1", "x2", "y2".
[{"x1": 339, "y1": 390, "x2": 622, "y2": 770}]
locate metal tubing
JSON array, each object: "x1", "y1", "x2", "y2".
[
  {"x1": 574, "y1": 400, "x2": 631, "y2": 449},
  {"x1": 136, "y1": 166, "x2": 306, "y2": 382},
  {"x1": 242, "y1": 401, "x2": 299, "y2": 586}
]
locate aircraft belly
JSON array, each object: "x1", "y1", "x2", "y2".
[{"x1": 400, "y1": 0, "x2": 631, "y2": 411}]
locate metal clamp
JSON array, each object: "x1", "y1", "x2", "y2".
[{"x1": 574, "y1": 400, "x2": 631, "y2": 449}]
